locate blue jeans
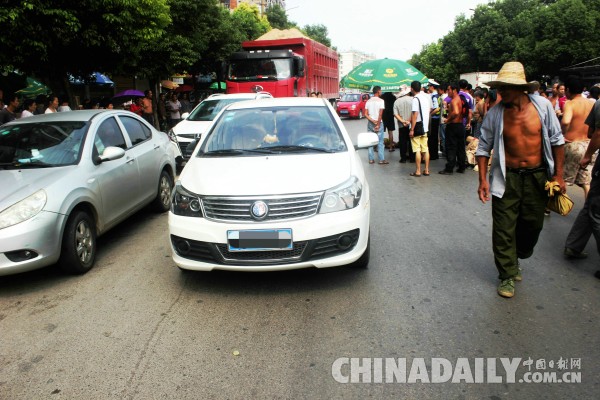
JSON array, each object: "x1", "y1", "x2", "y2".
[{"x1": 367, "y1": 121, "x2": 385, "y2": 162}]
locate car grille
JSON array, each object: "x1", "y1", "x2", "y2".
[
  {"x1": 171, "y1": 229, "x2": 360, "y2": 266},
  {"x1": 202, "y1": 193, "x2": 323, "y2": 222}
]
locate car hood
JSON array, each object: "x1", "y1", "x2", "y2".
[
  {"x1": 0, "y1": 167, "x2": 74, "y2": 211},
  {"x1": 180, "y1": 153, "x2": 353, "y2": 196},
  {"x1": 172, "y1": 119, "x2": 212, "y2": 138}
]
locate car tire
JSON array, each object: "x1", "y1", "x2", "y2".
[
  {"x1": 358, "y1": 110, "x2": 364, "y2": 119},
  {"x1": 153, "y1": 170, "x2": 173, "y2": 213},
  {"x1": 349, "y1": 233, "x2": 369, "y2": 269},
  {"x1": 58, "y1": 210, "x2": 97, "y2": 275}
]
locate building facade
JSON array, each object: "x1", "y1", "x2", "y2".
[
  {"x1": 220, "y1": 0, "x2": 286, "y2": 15},
  {"x1": 339, "y1": 50, "x2": 376, "y2": 82}
]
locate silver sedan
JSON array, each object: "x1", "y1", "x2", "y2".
[{"x1": 0, "y1": 110, "x2": 179, "y2": 276}]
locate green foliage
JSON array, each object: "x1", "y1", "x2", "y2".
[
  {"x1": 302, "y1": 24, "x2": 332, "y2": 48},
  {"x1": 409, "y1": 0, "x2": 600, "y2": 82},
  {"x1": 231, "y1": 3, "x2": 270, "y2": 41},
  {"x1": 266, "y1": 4, "x2": 292, "y2": 30}
]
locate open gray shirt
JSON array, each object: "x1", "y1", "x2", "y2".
[{"x1": 475, "y1": 94, "x2": 564, "y2": 198}]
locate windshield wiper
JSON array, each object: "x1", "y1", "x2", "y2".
[
  {"x1": 0, "y1": 161, "x2": 56, "y2": 168},
  {"x1": 202, "y1": 149, "x2": 245, "y2": 156},
  {"x1": 262, "y1": 145, "x2": 334, "y2": 153}
]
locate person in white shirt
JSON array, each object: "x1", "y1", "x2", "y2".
[
  {"x1": 45, "y1": 96, "x2": 59, "y2": 113},
  {"x1": 409, "y1": 81, "x2": 432, "y2": 176},
  {"x1": 167, "y1": 93, "x2": 182, "y2": 128},
  {"x1": 58, "y1": 99, "x2": 72, "y2": 112},
  {"x1": 365, "y1": 85, "x2": 387, "y2": 164},
  {"x1": 21, "y1": 99, "x2": 36, "y2": 118}
]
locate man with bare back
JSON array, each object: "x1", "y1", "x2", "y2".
[
  {"x1": 561, "y1": 75, "x2": 595, "y2": 198},
  {"x1": 476, "y1": 62, "x2": 565, "y2": 298}
]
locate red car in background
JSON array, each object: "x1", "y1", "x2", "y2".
[{"x1": 336, "y1": 93, "x2": 370, "y2": 119}]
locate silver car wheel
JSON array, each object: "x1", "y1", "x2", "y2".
[
  {"x1": 75, "y1": 220, "x2": 93, "y2": 264},
  {"x1": 160, "y1": 175, "x2": 171, "y2": 207}
]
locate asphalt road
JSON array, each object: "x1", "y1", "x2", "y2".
[{"x1": 1, "y1": 117, "x2": 599, "y2": 399}]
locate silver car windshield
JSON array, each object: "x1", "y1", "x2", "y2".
[
  {"x1": 187, "y1": 98, "x2": 250, "y2": 122},
  {"x1": 0, "y1": 121, "x2": 89, "y2": 168},
  {"x1": 341, "y1": 94, "x2": 361, "y2": 102},
  {"x1": 199, "y1": 106, "x2": 347, "y2": 156}
]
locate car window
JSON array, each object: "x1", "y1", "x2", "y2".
[
  {"x1": 0, "y1": 121, "x2": 88, "y2": 167},
  {"x1": 94, "y1": 118, "x2": 127, "y2": 156},
  {"x1": 200, "y1": 106, "x2": 347, "y2": 154},
  {"x1": 118, "y1": 116, "x2": 151, "y2": 145},
  {"x1": 187, "y1": 98, "x2": 250, "y2": 122}
]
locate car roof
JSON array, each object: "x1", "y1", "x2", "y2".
[
  {"x1": 205, "y1": 92, "x2": 273, "y2": 101},
  {"x1": 223, "y1": 97, "x2": 331, "y2": 111},
  {"x1": 2, "y1": 110, "x2": 131, "y2": 125}
]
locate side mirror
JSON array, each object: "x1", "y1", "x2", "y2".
[
  {"x1": 294, "y1": 57, "x2": 306, "y2": 77},
  {"x1": 181, "y1": 112, "x2": 190, "y2": 119},
  {"x1": 354, "y1": 132, "x2": 379, "y2": 150},
  {"x1": 98, "y1": 146, "x2": 126, "y2": 163}
]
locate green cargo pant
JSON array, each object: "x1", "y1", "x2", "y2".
[{"x1": 491, "y1": 169, "x2": 548, "y2": 280}]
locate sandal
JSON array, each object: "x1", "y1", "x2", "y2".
[
  {"x1": 409, "y1": 172, "x2": 421, "y2": 177},
  {"x1": 378, "y1": 160, "x2": 389, "y2": 165},
  {"x1": 369, "y1": 160, "x2": 375, "y2": 164},
  {"x1": 423, "y1": 171, "x2": 430, "y2": 176}
]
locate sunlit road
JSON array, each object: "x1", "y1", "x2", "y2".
[{"x1": 1, "y1": 117, "x2": 598, "y2": 399}]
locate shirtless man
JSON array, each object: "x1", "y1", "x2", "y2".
[
  {"x1": 439, "y1": 83, "x2": 467, "y2": 175},
  {"x1": 142, "y1": 90, "x2": 155, "y2": 127},
  {"x1": 561, "y1": 75, "x2": 595, "y2": 197},
  {"x1": 476, "y1": 62, "x2": 565, "y2": 298}
]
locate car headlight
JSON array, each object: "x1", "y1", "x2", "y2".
[
  {"x1": 351, "y1": 105, "x2": 357, "y2": 110},
  {"x1": 319, "y1": 176, "x2": 362, "y2": 214},
  {"x1": 171, "y1": 182, "x2": 203, "y2": 217},
  {"x1": 0, "y1": 190, "x2": 47, "y2": 229}
]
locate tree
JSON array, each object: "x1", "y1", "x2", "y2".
[
  {"x1": 302, "y1": 24, "x2": 333, "y2": 48},
  {"x1": 231, "y1": 2, "x2": 270, "y2": 42},
  {"x1": 265, "y1": 4, "x2": 292, "y2": 30},
  {"x1": 0, "y1": 0, "x2": 171, "y2": 81}
]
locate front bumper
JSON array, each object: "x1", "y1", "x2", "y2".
[
  {"x1": 168, "y1": 200, "x2": 370, "y2": 272},
  {"x1": 0, "y1": 211, "x2": 66, "y2": 276}
]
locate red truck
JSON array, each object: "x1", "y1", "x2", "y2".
[{"x1": 226, "y1": 36, "x2": 339, "y2": 101}]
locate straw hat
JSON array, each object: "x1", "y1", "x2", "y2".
[{"x1": 485, "y1": 61, "x2": 537, "y2": 92}]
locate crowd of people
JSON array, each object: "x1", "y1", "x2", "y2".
[
  {"x1": 0, "y1": 88, "x2": 197, "y2": 132},
  {"x1": 362, "y1": 61, "x2": 600, "y2": 298}
]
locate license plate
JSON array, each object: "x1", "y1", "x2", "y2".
[
  {"x1": 227, "y1": 229, "x2": 293, "y2": 252},
  {"x1": 340, "y1": 110, "x2": 349, "y2": 114}
]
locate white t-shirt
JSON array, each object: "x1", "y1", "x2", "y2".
[
  {"x1": 21, "y1": 110, "x2": 35, "y2": 118},
  {"x1": 45, "y1": 108, "x2": 56, "y2": 114},
  {"x1": 365, "y1": 96, "x2": 385, "y2": 122},
  {"x1": 167, "y1": 100, "x2": 181, "y2": 120},
  {"x1": 412, "y1": 92, "x2": 432, "y2": 133}
]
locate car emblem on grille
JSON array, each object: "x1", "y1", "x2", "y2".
[{"x1": 251, "y1": 201, "x2": 268, "y2": 219}]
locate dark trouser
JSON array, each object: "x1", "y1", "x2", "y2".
[
  {"x1": 429, "y1": 118, "x2": 440, "y2": 160},
  {"x1": 142, "y1": 112, "x2": 155, "y2": 127},
  {"x1": 398, "y1": 126, "x2": 414, "y2": 162},
  {"x1": 444, "y1": 123, "x2": 467, "y2": 172},
  {"x1": 492, "y1": 168, "x2": 548, "y2": 279},
  {"x1": 565, "y1": 163, "x2": 600, "y2": 254}
]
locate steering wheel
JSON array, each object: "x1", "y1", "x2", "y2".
[{"x1": 294, "y1": 134, "x2": 324, "y2": 148}]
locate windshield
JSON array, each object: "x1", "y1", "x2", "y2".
[
  {"x1": 199, "y1": 106, "x2": 347, "y2": 156},
  {"x1": 0, "y1": 121, "x2": 89, "y2": 167},
  {"x1": 341, "y1": 94, "x2": 361, "y2": 102},
  {"x1": 187, "y1": 98, "x2": 252, "y2": 122},
  {"x1": 228, "y1": 59, "x2": 293, "y2": 81}
]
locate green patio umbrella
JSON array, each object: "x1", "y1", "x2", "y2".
[
  {"x1": 341, "y1": 58, "x2": 428, "y2": 92},
  {"x1": 16, "y1": 77, "x2": 52, "y2": 98}
]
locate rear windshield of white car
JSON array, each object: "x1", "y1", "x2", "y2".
[
  {"x1": 198, "y1": 106, "x2": 348, "y2": 156},
  {"x1": 187, "y1": 98, "x2": 252, "y2": 122},
  {"x1": 0, "y1": 121, "x2": 89, "y2": 168}
]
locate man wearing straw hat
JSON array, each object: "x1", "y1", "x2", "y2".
[{"x1": 476, "y1": 61, "x2": 565, "y2": 298}]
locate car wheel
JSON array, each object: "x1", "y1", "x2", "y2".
[
  {"x1": 59, "y1": 210, "x2": 97, "y2": 274},
  {"x1": 358, "y1": 110, "x2": 364, "y2": 119},
  {"x1": 153, "y1": 170, "x2": 173, "y2": 212},
  {"x1": 349, "y1": 233, "x2": 369, "y2": 269}
]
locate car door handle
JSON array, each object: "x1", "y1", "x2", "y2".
[
  {"x1": 126, "y1": 157, "x2": 135, "y2": 164},
  {"x1": 154, "y1": 144, "x2": 160, "y2": 150}
]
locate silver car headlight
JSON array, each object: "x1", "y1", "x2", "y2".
[
  {"x1": 319, "y1": 176, "x2": 362, "y2": 214},
  {"x1": 0, "y1": 190, "x2": 47, "y2": 229},
  {"x1": 171, "y1": 182, "x2": 203, "y2": 218}
]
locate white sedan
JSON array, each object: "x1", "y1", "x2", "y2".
[{"x1": 168, "y1": 97, "x2": 378, "y2": 272}]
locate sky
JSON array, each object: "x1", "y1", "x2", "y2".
[{"x1": 286, "y1": 0, "x2": 491, "y2": 61}]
